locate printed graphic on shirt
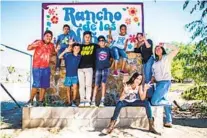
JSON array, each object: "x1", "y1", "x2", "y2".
[
  {"x1": 81, "y1": 45, "x2": 94, "y2": 56},
  {"x1": 98, "y1": 51, "x2": 108, "y2": 61},
  {"x1": 116, "y1": 37, "x2": 126, "y2": 45},
  {"x1": 61, "y1": 37, "x2": 69, "y2": 45}
]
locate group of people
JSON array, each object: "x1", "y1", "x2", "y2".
[{"x1": 26, "y1": 23, "x2": 179, "y2": 135}]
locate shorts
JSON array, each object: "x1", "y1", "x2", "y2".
[
  {"x1": 95, "y1": 68, "x2": 110, "y2": 86},
  {"x1": 64, "y1": 76, "x2": 78, "y2": 87},
  {"x1": 32, "y1": 67, "x2": 50, "y2": 88},
  {"x1": 112, "y1": 47, "x2": 128, "y2": 62}
]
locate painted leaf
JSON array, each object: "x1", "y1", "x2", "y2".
[
  {"x1": 47, "y1": 15, "x2": 50, "y2": 18},
  {"x1": 47, "y1": 22, "x2": 51, "y2": 27},
  {"x1": 123, "y1": 8, "x2": 126, "y2": 11}
]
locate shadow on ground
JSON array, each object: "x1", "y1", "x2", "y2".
[
  {"x1": 173, "y1": 117, "x2": 207, "y2": 128},
  {"x1": 1, "y1": 101, "x2": 25, "y2": 129}
]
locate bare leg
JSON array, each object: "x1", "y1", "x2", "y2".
[
  {"x1": 121, "y1": 60, "x2": 126, "y2": 71},
  {"x1": 29, "y1": 88, "x2": 38, "y2": 101},
  {"x1": 101, "y1": 83, "x2": 106, "y2": 99},
  {"x1": 92, "y1": 85, "x2": 99, "y2": 101},
  {"x1": 110, "y1": 60, "x2": 115, "y2": 69},
  {"x1": 114, "y1": 61, "x2": 118, "y2": 71},
  {"x1": 66, "y1": 87, "x2": 71, "y2": 103},
  {"x1": 39, "y1": 88, "x2": 46, "y2": 102},
  {"x1": 72, "y1": 84, "x2": 78, "y2": 101}
]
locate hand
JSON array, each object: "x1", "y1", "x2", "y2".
[
  {"x1": 143, "y1": 33, "x2": 147, "y2": 41},
  {"x1": 144, "y1": 83, "x2": 150, "y2": 91},
  {"x1": 108, "y1": 37, "x2": 113, "y2": 43},
  {"x1": 158, "y1": 42, "x2": 165, "y2": 47},
  {"x1": 31, "y1": 40, "x2": 41, "y2": 48},
  {"x1": 56, "y1": 45, "x2": 61, "y2": 51},
  {"x1": 65, "y1": 46, "x2": 72, "y2": 53},
  {"x1": 68, "y1": 37, "x2": 74, "y2": 46}
]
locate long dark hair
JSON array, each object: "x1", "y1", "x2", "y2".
[
  {"x1": 154, "y1": 46, "x2": 167, "y2": 62},
  {"x1": 126, "y1": 72, "x2": 143, "y2": 86}
]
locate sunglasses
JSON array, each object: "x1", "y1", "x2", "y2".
[{"x1": 98, "y1": 39, "x2": 105, "y2": 42}]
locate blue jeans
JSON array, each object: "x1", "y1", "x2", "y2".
[
  {"x1": 151, "y1": 80, "x2": 172, "y2": 123},
  {"x1": 143, "y1": 56, "x2": 154, "y2": 98},
  {"x1": 112, "y1": 47, "x2": 127, "y2": 62},
  {"x1": 56, "y1": 48, "x2": 66, "y2": 69},
  {"x1": 111, "y1": 100, "x2": 153, "y2": 121}
]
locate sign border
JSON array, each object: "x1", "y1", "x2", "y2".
[{"x1": 41, "y1": 2, "x2": 144, "y2": 39}]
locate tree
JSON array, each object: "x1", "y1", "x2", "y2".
[{"x1": 183, "y1": 0, "x2": 207, "y2": 85}]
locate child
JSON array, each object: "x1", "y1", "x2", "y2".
[
  {"x1": 110, "y1": 24, "x2": 129, "y2": 76},
  {"x1": 91, "y1": 36, "x2": 111, "y2": 107},
  {"x1": 26, "y1": 30, "x2": 55, "y2": 106},
  {"x1": 59, "y1": 43, "x2": 81, "y2": 107},
  {"x1": 55, "y1": 24, "x2": 74, "y2": 75},
  {"x1": 78, "y1": 31, "x2": 99, "y2": 107}
]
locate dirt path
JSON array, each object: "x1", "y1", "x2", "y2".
[{"x1": 1, "y1": 91, "x2": 207, "y2": 138}]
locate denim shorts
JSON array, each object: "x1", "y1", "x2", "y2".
[
  {"x1": 64, "y1": 76, "x2": 78, "y2": 87},
  {"x1": 112, "y1": 47, "x2": 127, "y2": 61},
  {"x1": 95, "y1": 68, "x2": 110, "y2": 86},
  {"x1": 32, "y1": 67, "x2": 50, "y2": 88}
]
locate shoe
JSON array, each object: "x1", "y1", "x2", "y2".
[
  {"x1": 148, "y1": 118, "x2": 161, "y2": 135},
  {"x1": 38, "y1": 101, "x2": 44, "y2": 107},
  {"x1": 25, "y1": 99, "x2": 33, "y2": 107},
  {"x1": 90, "y1": 101, "x2": 96, "y2": 107},
  {"x1": 99, "y1": 101, "x2": 104, "y2": 107},
  {"x1": 120, "y1": 70, "x2": 128, "y2": 75},
  {"x1": 106, "y1": 120, "x2": 117, "y2": 134},
  {"x1": 71, "y1": 101, "x2": 76, "y2": 107},
  {"x1": 112, "y1": 70, "x2": 119, "y2": 76},
  {"x1": 164, "y1": 122, "x2": 172, "y2": 128},
  {"x1": 85, "y1": 102, "x2": 90, "y2": 107},
  {"x1": 64, "y1": 102, "x2": 72, "y2": 107},
  {"x1": 79, "y1": 102, "x2": 84, "y2": 107}
]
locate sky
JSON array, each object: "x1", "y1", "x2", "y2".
[{"x1": 0, "y1": 0, "x2": 201, "y2": 68}]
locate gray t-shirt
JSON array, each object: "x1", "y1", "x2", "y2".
[{"x1": 152, "y1": 55, "x2": 172, "y2": 81}]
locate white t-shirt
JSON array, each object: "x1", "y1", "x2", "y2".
[
  {"x1": 152, "y1": 55, "x2": 172, "y2": 81},
  {"x1": 123, "y1": 85, "x2": 140, "y2": 103},
  {"x1": 113, "y1": 34, "x2": 128, "y2": 49}
]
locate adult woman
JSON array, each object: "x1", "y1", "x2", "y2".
[
  {"x1": 103, "y1": 72, "x2": 160, "y2": 135},
  {"x1": 151, "y1": 43, "x2": 179, "y2": 128},
  {"x1": 134, "y1": 33, "x2": 154, "y2": 98}
]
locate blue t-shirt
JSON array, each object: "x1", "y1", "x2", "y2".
[
  {"x1": 57, "y1": 33, "x2": 74, "y2": 53},
  {"x1": 96, "y1": 47, "x2": 111, "y2": 70},
  {"x1": 64, "y1": 53, "x2": 81, "y2": 77}
]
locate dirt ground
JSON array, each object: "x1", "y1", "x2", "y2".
[{"x1": 1, "y1": 89, "x2": 207, "y2": 138}]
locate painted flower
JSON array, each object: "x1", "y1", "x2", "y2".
[
  {"x1": 51, "y1": 16, "x2": 58, "y2": 24},
  {"x1": 129, "y1": 34, "x2": 136, "y2": 43},
  {"x1": 128, "y1": 7, "x2": 137, "y2": 16},
  {"x1": 48, "y1": 9, "x2": 55, "y2": 15},
  {"x1": 125, "y1": 18, "x2": 131, "y2": 25},
  {"x1": 133, "y1": 17, "x2": 139, "y2": 23}
]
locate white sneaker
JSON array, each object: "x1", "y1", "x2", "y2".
[
  {"x1": 99, "y1": 101, "x2": 104, "y2": 107},
  {"x1": 90, "y1": 101, "x2": 96, "y2": 107},
  {"x1": 79, "y1": 102, "x2": 84, "y2": 107},
  {"x1": 85, "y1": 102, "x2": 90, "y2": 107}
]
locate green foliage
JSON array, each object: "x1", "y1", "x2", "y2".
[
  {"x1": 171, "y1": 58, "x2": 186, "y2": 82},
  {"x1": 182, "y1": 85, "x2": 207, "y2": 101},
  {"x1": 171, "y1": 43, "x2": 195, "y2": 82},
  {"x1": 182, "y1": 0, "x2": 207, "y2": 85}
]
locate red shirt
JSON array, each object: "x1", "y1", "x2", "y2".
[{"x1": 32, "y1": 40, "x2": 54, "y2": 68}]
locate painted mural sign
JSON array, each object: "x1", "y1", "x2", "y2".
[{"x1": 42, "y1": 3, "x2": 144, "y2": 51}]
